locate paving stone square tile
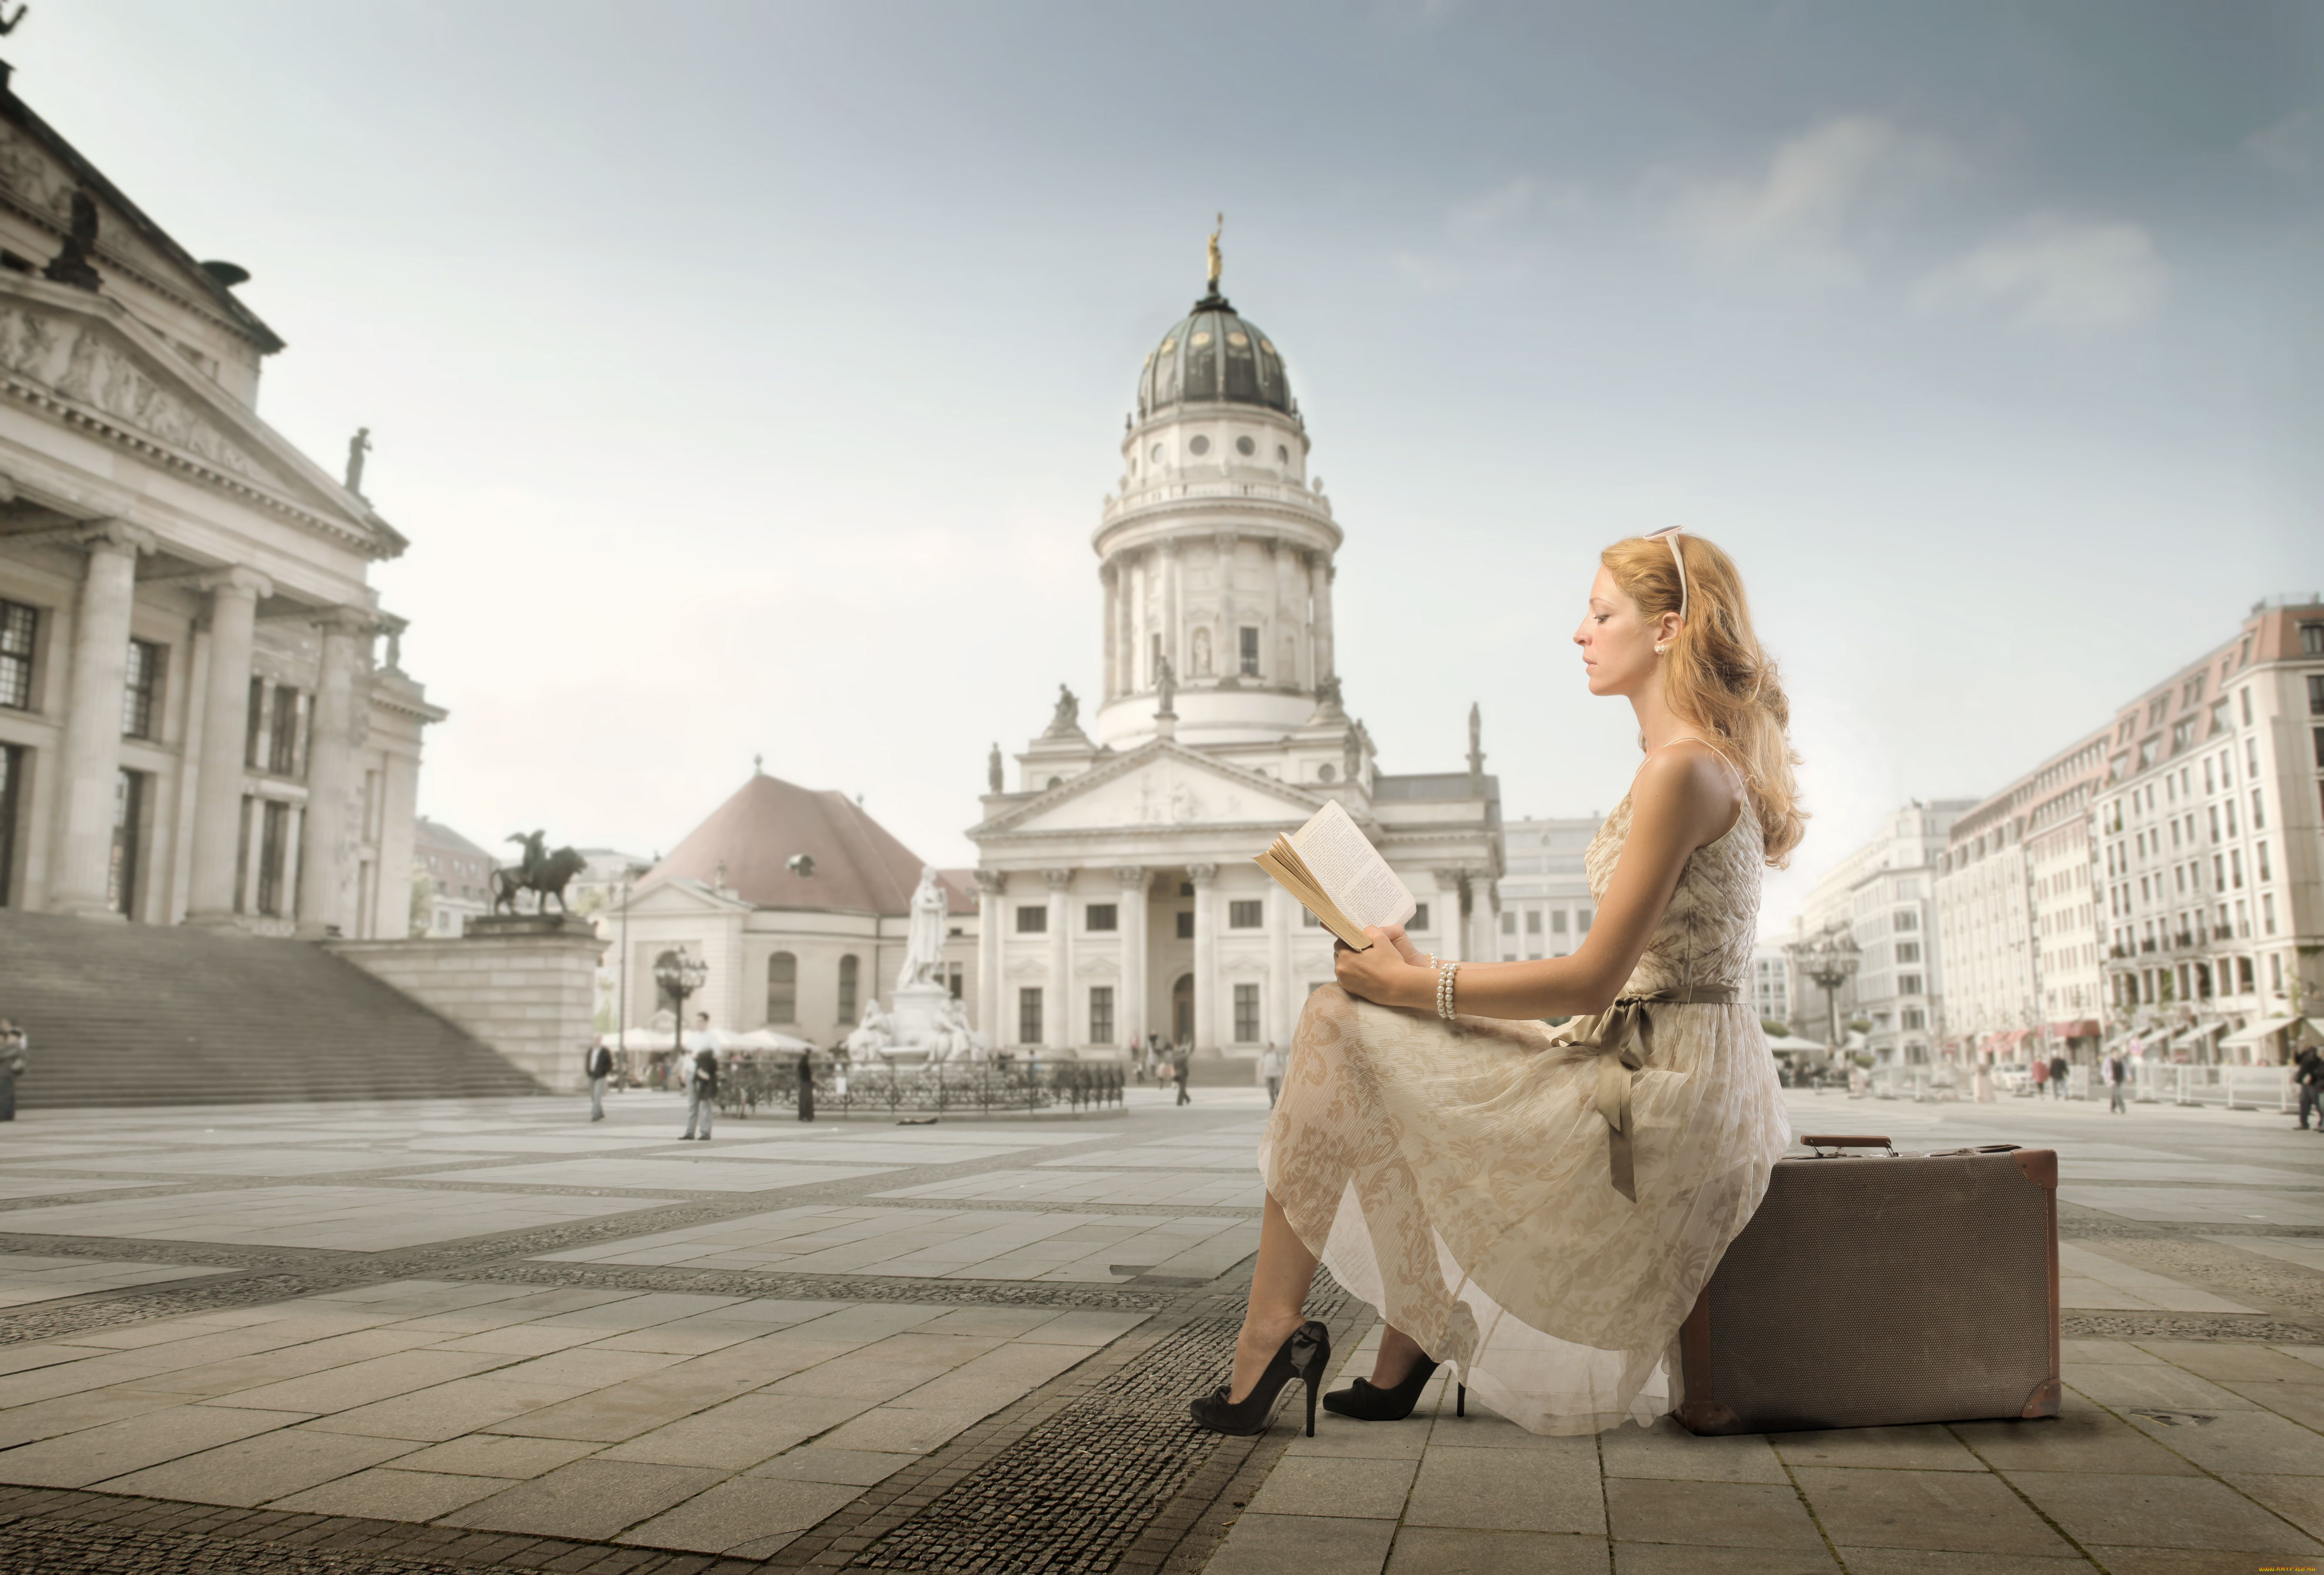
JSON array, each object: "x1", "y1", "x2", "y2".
[
  {"x1": 748, "y1": 1447, "x2": 918, "y2": 1486},
  {"x1": 1772, "y1": 1423, "x2": 1988, "y2": 1471},
  {"x1": 386, "y1": 1433, "x2": 603, "y2": 1479},
  {"x1": 616, "y1": 1475, "x2": 860, "y2": 1553},
  {"x1": 594, "y1": 1393, "x2": 864, "y2": 1470},
  {"x1": 2218, "y1": 1473, "x2": 2324, "y2": 1544},
  {"x1": 709, "y1": 1139, "x2": 1035, "y2": 1164},
  {"x1": 1951, "y1": 1410, "x2": 2204, "y2": 1475},
  {"x1": 1283, "y1": 1410, "x2": 1436, "y2": 1461},
  {"x1": 1204, "y1": 1511, "x2": 1397, "y2": 1575},
  {"x1": 2060, "y1": 1245, "x2": 2258, "y2": 1312},
  {"x1": 297, "y1": 1376, "x2": 588, "y2": 1441},
  {"x1": 399, "y1": 1133, "x2": 689, "y2": 1153},
  {"x1": 0, "y1": 1175, "x2": 149, "y2": 1200},
  {"x1": 1402, "y1": 1443, "x2": 1601, "y2": 1533},
  {"x1": 2122, "y1": 1407, "x2": 2324, "y2": 1475},
  {"x1": 1834, "y1": 1552, "x2": 2092, "y2": 1575},
  {"x1": 2058, "y1": 1187, "x2": 2324, "y2": 1228},
  {"x1": 2061, "y1": 1339, "x2": 2167, "y2": 1365},
  {"x1": 1037, "y1": 1144, "x2": 1260, "y2": 1169},
  {"x1": 1790, "y1": 1466, "x2": 2068, "y2": 1553},
  {"x1": 202, "y1": 1349, "x2": 519, "y2": 1414},
  {"x1": 98, "y1": 1425, "x2": 419, "y2": 1506},
  {"x1": 2134, "y1": 1340, "x2": 2324, "y2": 1385},
  {"x1": 1603, "y1": 1477, "x2": 1825, "y2": 1549},
  {"x1": 1243, "y1": 1454, "x2": 1417, "y2": 1520},
  {"x1": 2065, "y1": 1364, "x2": 2260, "y2": 1412},
  {"x1": 807, "y1": 1402, "x2": 989, "y2": 1455},
  {"x1": 0, "y1": 1254, "x2": 236, "y2": 1307},
  {"x1": 0, "y1": 1402, "x2": 307, "y2": 1488},
  {"x1": 874, "y1": 1166, "x2": 1263, "y2": 1208},
  {"x1": 2218, "y1": 1380, "x2": 2324, "y2": 1432},
  {"x1": 1423, "y1": 1410, "x2": 1578, "y2": 1450},
  {"x1": 1383, "y1": 1526, "x2": 1610, "y2": 1573},
  {"x1": 437, "y1": 1457, "x2": 726, "y2": 1540},
  {"x1": 267, "y1": 1464, "x2": 518, "y2": 1520},
  {"x1": 2004, "y1": 1469, "x2": 2324, "y2": 1551},
  {"x1": 414, "y1": 1158, "x2": 900, "y2": 1192},
  {"x1": 1598, "y1": 1417, "x2": 1788, "y2": 1481},
  {"x1": 0, "y1": 1184, "x2": 664, "y2": 1249},
  {"x1": 16, "y1": 1147, "x2": 441, "y2": 1178},
  {"x1": 1609, "y1": 1546, "x2": 1839, "y2": 1575}
]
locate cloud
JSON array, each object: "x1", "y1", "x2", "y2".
[
  {"x1": 2243, "y1": 108, "x2": 2319, "y2": 177},
  {"x1": 1668, "y1": 114, "x2": 1955, "y2": 284},
  {"x1": 1914, "y1": 218, "x2": 2166, "y2": 331}
]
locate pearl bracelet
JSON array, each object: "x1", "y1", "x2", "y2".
[{"x1": 1436, "y1": 961, "x2": 1459, "y2": 1021}]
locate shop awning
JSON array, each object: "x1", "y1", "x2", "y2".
[
  {"x1": 2047, "y1": 1019, "x2": 2103, "y2": 1041},
  {"x1": 2220, "y1": 1015, "x2": 2295, "y2": 1050}
]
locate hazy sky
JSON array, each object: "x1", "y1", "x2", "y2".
[{"x1": 20, "y1": 2, "x2": 2322, "y2": 925}]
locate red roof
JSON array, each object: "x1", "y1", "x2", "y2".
[{"x1": 645, "y1": 774, "x2": 971, "y2": 916}]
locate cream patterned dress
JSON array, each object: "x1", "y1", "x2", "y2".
[{"x1": 1258, "y1": 791, "x2": 1793, "y2": 1434}]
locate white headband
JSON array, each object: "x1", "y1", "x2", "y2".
[{"x1": 1646, "y1": 526, "x2": 1688, "y2": 622}]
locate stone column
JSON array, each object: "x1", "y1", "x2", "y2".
[
  {"x1": 50, "y1": 521, "x2": 156, "y2": 918},
  {"x1": 296, "y1": 609, "x2": 371, "y2": 939},
  {"x1": 1268, "y1": 879, "x2": 1294, "y2": 1047},
  {"x1": 187, "y1": 567, "x2": 272, "y2": 925},
  {"x1": 1433, "y1": 869, "x2": 1466, "y2": 963},
  {"x1": 1122, "y1": 550, "x2": 1143, "y2": 693},
  {"x1": 974, "y1": 869, "x2": 1005, "y2": 1044},
  {"x1": 1044, "y1": 869, "x2": 1073, "y2": 1048},
  {"x1": 1308, "y1": 551, "x2": 1335, "y2": 690},
  {"x1": 1161, "y1": 538, "x2": 1180, "y2": 682},
  {"x1": 1116, "y1": 866, "x2": 1148, "y2": 1051},
  {"x1": 1189, "y1": 862, "x2": 1219, "y2": 1052},
  {"x1": 1100, "y1": 562, "x2": 1118, "y2": 700}
]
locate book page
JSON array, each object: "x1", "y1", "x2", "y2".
[{"x1": 1290, "y1": 800, "x2": 1416, "y2": 932}]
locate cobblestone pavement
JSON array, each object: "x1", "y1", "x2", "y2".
[{"x1": 7, "y1": 1086, "x2": 2324, "y2": 1572}]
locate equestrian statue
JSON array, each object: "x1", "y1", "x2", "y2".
[{"x1": 493, "y1": 829, "x2": 587, "y2": 915}]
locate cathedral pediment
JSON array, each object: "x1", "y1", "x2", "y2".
[
  {"x1": 974, "y1": 740, "x2": 1325, "y2": 841},
  {"x1": 0, "y1": 279, "x2": 400, "y2": 557}
]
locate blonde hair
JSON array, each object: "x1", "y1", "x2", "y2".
[{"x1": 1600, "y1": 532, "x2": 1805, "y2": 865}]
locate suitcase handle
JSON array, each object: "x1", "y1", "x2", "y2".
[{"x1": 1799, "y1": 1134, "x2": 1896, "y2": 1156}]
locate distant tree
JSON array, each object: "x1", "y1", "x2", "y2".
[{"x1": 410, "y1": 868, "x2": 435, "y2": 934}]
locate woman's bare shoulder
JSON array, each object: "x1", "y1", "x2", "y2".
[{"x1": 1633, "y1": 741, "x2": 1744, "y2": 839}]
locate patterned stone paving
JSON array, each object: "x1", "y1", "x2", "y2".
[{"x1": 9, "y1": 1086, "x2": 2324, "y2": 1572}]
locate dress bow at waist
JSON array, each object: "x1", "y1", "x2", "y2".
[{"x1": 1544, "y1": 985, "x2": 1736, "y2": 1202}]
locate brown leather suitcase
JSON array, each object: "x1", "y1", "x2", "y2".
[{"x1": 1676, "y1": 1134, "x2": 2060, "y2": 1435}]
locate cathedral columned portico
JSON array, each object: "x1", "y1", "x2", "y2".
[{"x1": 971, "y1": 243, "x2": 1503, "y2": 1060}]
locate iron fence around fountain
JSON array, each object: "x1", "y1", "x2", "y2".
[{"x1": 709, "y1": 1054, "x2": 1125, "y2": 1120}]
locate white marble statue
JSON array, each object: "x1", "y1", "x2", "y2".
[
  {"x1": 844, "y1": 998, "x2": 894, "y2": 1060},
  {"x1": 927, "y1": 994, "x2": 989, "y2": 1064},
  {"x1": 896, "y1": 866, "x2": 949, "y2": 991}
]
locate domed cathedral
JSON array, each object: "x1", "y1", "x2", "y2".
[{"x1": 968, "y1": 230, "x2": 1504, "y2": 1063}]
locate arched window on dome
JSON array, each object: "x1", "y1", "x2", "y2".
[
  {"x1": 766, "y1": 952, "x2": 797, "y2": 1025},
  {"x1": 837, "y1": 955, "x2": 859, "y2": 1024},
  {"x1": 1191, "y1": 626, "x2": 1212, "y2": 677}
]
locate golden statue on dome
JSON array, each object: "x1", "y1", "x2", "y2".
[{"x1": 1206, "y1": 212, "x2": 1223, "y2": 292}]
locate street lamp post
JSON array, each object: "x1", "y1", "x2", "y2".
[
  {"x1": 1793, "y1": 924, "x2": 1861, "y2": 1061},
  {"x1": 652, "y1": 949, "x2": 709, "y2": 1084}
]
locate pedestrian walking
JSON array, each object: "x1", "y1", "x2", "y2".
[
  {"x1": 2297, "y1": 1047, "x2": 2324, "y2": 1131},
  {"x1": 681, "y1": 1013, "x2": 720, "y2": 1140},
  {"x1": 1260, "y1": 1040, "x2": 1286, "y2": 1108},
  {"x1": 0, "y1": 1020, "x2": 24, "y2": 1122},
  {"x1": 2107, "y1": 1051, "x2": 2129, "y2": 1114},
  {"x1": 2047, "y1": 1052, "x2": 2070, "y2": 1100},
  {"x1": 1173, "y1": 1043, "x2": 1192, "y2": 1107},
  {"x1": 796, "y1": 1049, "x2": 817, "y2": 1123},
  {"x1": 585, "y1": 1038, "x2": 614, "y2": 1121},
  {"x1": 2029, "y1": 1059, "x2": 2048, "y2": 1098}
]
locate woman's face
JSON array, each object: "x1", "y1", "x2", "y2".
[{"x1": 1574, "y1": 565, "x2": 1661, "y2": 698}]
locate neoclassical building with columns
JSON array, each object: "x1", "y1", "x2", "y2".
[
  {"x1": 0, "y1": 67, "x2": 434, "y2": 937},
  {"x1": 969, "y1": 262, "x2": 1503, "y2": 1057}
]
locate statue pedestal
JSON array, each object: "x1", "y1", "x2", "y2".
[{"x1": 890, "y1": 983, "x2": 950, "y2": 1050}]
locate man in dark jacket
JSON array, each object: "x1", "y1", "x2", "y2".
[
  {"x1": 1172, "y1": 1043, "x2": 1192, "y2": 1107},
  {"x1": 2048, "y1": 1052, "x2": 2071, "y2": 1100},
  {"x1": 585, "y1": 1040, "x2": 615, "y2": 1121},
  {"x1": 2297, "y1": 1047, "x2": 2324, "y2": 1131}
]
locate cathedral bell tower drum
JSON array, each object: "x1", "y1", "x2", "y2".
[{"x1": 1092, "y1": 236, "x2": 1343, "y2": 750}]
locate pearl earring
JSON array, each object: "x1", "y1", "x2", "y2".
[{"x1": 1653, "y1": 643, "x2": 1668, "y2": 656}]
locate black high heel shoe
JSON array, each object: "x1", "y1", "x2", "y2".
[
  {"x1": 1322, "y1": 1354, "x2": 1440, "y2": 1421},
  {"x1": 1190, "y1": 1320, "x2": 1332, "y2": 1438}
]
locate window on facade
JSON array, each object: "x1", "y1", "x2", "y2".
[
  {"x1": 1016, "y1": 905, "x2": 1047, "y2": 933},
  {"x1": 1089, "y1": 985, "x2": 1113, "y2": 1044},
  {"x1": 268, "y1": 686, "x2": 303, "y2": 776},
  {"x1": 1175, "y1": 910, "x2": 1194, "y2": 939},
  {"x1": 108, "y1": 768, "x2": 145, "y2": 919},
  {"x1": 1893, "y1": 909, "x2": 1919, "y2": 931},
  {"x1": 255, "y1": 798, "x2": 289, "y2": 917},
  {"x1": 244, "y1": 677, "x2": 266, "y2": 767},
  {"x1": 1899, "y1": 973, "x2": 1923, "y2": 996},
  {"x1": 1238, "y1": 626, "x2": 1259, "y2": 676},
  {"x1": 1233, "y1": 983, "x2": 1260, "y2": 1043},
  {"x1": 2171, "y1": 718, "x2": 2196, "y2": 754},
  {"x1": 764, "y1": 952, "x2": 797, "y2": 1023},
  {"x1": 1551, "y1": 910, "x2": 1568, "y2": 933},
  {"x1": 2310, "y1": 675, "x2": 2324, "y2": 716},
  {"x1": 1526, "y1": 909, "x2": 1542, "y2": 935},
  {"x1": 2264, "y1": 892, "x2": 2277, "y2": 935},
  {"x1": 1412, "y1": 902, "x2": 1430, "y2": 932},
  {"x1": 121, "y1": 639, "x2": 164, "y2": 740},
  {"x1": 0, "y1": 600, "x2": 37, "y2": 710},
  {"x1": 1228, "y1": 899, "x2": 1262, "y2": 929},
  {"x1": 1017, "y1": 987, "x2": 1043, "y2": 1045},
  {"x1": 1896, "y1": 941, "x2": 1921, "y2": 963},
  {"x1": 837, "y1": 955, "x2": 858, "y2": 1023},
  {"x1": 1500, "y1": 911, "x2": 1517, "y2": 936},
  {"x1": 2254, "y1": 789, "x2": 2267, "y2": 829},
  {"x1": 2314, "y1": 727, "x2": 2324, "y2": 769},
  {"x1": 0, "y1": 742, "x2": 22, "y2": 906},
  {"x1": 1902, "y1": 1008, "x2": 1927, "y2": 1030},
  {"x1": 1085, "y1": 903, "x2": 1117, "y2": 932},
  {"x1": 2303, "y1": 622, "x2": 2324, "y2": 656},
  {"x1": 948, "y1": 962, "x2": 964, "y2": 999},
  {"x1": 2260, "y1": 841, "x2": 2272, "y2": 882},
  {"x1": 1578, "y1": 908, "x2": 1594, "y2": 932}
]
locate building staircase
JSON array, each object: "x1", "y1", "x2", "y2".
[{"x1": 0, "y1": 909, "x2": 545, "y2": 1108}]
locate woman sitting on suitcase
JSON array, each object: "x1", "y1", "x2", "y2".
[{"x1": 1192, "y1": 529, "x2": 1800, "y2": 1439}]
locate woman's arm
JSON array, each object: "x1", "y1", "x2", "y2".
[{"x1": 1332, "y1": 743, "x2": 1742, "y2": 1019}]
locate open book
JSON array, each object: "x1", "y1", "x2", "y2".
[{"x1": 1254, "y1": 800, "x2": 1417, "y2": 951}]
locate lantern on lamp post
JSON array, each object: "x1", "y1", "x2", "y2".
[
  {"x1": 652, "y1": 949, "x2": 709, "y2": 1077},
  {"x1": 1793, "y1": 924, "x2": 1861, "y2": 1059}
]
